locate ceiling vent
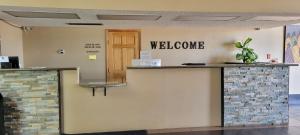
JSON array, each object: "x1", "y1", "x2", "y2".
[
  {"x1": 3, "y1": 11, "x2": 80, "y2": 19},
  {"x1": 97, "y1": 14, "x2": 161, "y2": 21},
  {"x1": 66, "y1": 23, "x2": 103, "y2": 26},
  {"x1": 174, "y1": 16, "x2": 238, "y2": 21},
  {"x1": 247, "y1": 16, "x2": 300, "y2": 21}
]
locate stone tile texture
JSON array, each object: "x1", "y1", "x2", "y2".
[
  {"x1": 0, "y1": 71, "x2": 59, "y2": 135},
  {"x1": 223, "y1": 67, "x2": 289, "y2": 127}
]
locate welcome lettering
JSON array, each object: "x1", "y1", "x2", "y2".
[{"x1": 150, "y1": 41, "x2": 205, "y2": 50}]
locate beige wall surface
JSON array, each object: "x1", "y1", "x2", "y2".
[
  {"x1": 1, "y1": 0, "x2": 300, "y2": 13},
  {"x1": 62, "y1": 69, "x2": 221, "y2": 134},
  {"x1": 141, "y1": 26, "x2": 284, "y2": 65},
  {"x1": 0, "y1": 20, "x2": 23, "y2": 67},
  {"x1": 23, "y1": 26, "x2": 284, "y2": 79},
  {"x1": 23, "y1": 27, "x2": 106, "y2": 80}
]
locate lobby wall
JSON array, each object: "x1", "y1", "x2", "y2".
[
  {"x1": 22, "y1": 26, "x2": 300, "y2": 94},
  {"x1": 141, "y1": 26, "x2": 283, "y2": 65},
  {"x1": 23, "y1": 27, "x2": 106, "y2": 80},
  {"x1": 289, "y1": 67, "x2": 300, "y2": 94},
  {"x1": 0, "y1": 20, "x2": 24, "y2": 67},
  {"x1": 23, "y1": 26, "x2": 284, "y2": 71}
]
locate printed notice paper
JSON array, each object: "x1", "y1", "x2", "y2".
[
  {"x1": 88, "y1": 55, "x2": 97, "y2": 60},
  {"x1": 0, "y1": 56, "x2": 9, "y2": 63}
]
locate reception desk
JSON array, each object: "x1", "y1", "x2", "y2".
[
  {"x1": 127, "y1": 64, "x2": 296, "y2": 127},
  {"x1": 0, "y1": 64, "x2": 297, "y2": 134}
]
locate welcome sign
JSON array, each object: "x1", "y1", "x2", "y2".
[{"x1": 150, "y1": 41, "x2": 205, "y2": 50}]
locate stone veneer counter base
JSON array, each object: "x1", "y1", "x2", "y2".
[
  {"x1": 222, "y1": 66, "x2": 289, "y2": 126},
  {"x1": 0, "y1": 68, "x2": 75, "y2": 134}
]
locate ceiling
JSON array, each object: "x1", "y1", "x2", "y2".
[{"x1": 1, "y1": 6, "x2": 300, "y2": 28}]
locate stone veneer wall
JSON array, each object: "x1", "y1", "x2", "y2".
[
  {"x1": 223, "y1": 66, "x2": 289, "y2": 126},
  {"x1": 0, "y1": 70, "x2": 60, "y2": 134}
]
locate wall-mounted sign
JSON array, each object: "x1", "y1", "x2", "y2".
[
  {"x1": 84, "y1": 43, "x2": 101, "y2": 54},
  {"x1": 140, "y1": 51, "x2": 152, "y2": 59},
  {"x1": 88, "y1": 55, "x2": 97, "y2": 60},
  {"x1": 84, "y1": 43, "x2": 101, "y2": 49},
  {"x1": 150, "y1": 41, "x2": 205, "y2": 50},
  {"x1": 86, "y1": 50, "x2": 99, "y2": 53},
  {"x1": 0, "y1": 56, "x2": 9, "y2": 63}
]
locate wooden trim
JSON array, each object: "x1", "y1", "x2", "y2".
[
  {"x1": 105, "y1": 30, "x2": 109, "y2": 82},
  {"x1": 113, "y1": 44, "x2": 136, "y2": 46},
  {"x1": 107, "y1": 29, "x2": 141, "y2": 33}
]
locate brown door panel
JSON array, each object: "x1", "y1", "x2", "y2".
[{"x1": 106, "y1": 30, "x2": 140, "y2": 82}]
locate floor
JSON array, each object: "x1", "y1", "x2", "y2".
[
  {"x1": 289, "y1": 94, "x2": 300, "y2": 126},
  {"x1": 151, "y1": 127, "x2": 300, "y2": 135},
  {"x1": 289, "y1": 105, "x2": 300, "y2": 126},
  {"x1": 150, "y1": 95, "x2": 300, "y2": 135}
]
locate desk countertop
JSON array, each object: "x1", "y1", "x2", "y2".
[
  {"x1": 127, "y1": 63, "x2": 298, "y2": 69},
  {"x1": 0, "y1": 67, "x2": 77, "y2": 71}
]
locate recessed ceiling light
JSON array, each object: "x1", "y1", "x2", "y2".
[
  {"x1": 174, "y1": 16, "x2": 238, "y2": 21},
  {"x1": 3, "y1": 11, "x2": 80, "y2": 19},
  {"x1": 97, "y1": 14, "x2": 161, "y2": 21},
  {"x1": 66, "y1": 23, "x2": 103, "y2": 26},
  {"x1": 248, "y1": 16, "x2": 300, "y2": 21}
]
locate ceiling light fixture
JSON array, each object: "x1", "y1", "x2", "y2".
[
  {"x1": 97, "y1": 14, "x2": 161, "y2": 21},
  {"x1": 3, "y1": 11, "x2": 80, "y2": 19},
  {"x1": 174, "y1": 16, "x2": 239, "y2": 21},
  {"x1": 247, "y1": 16, "x2": 300, "y2": 21},
  {"x1": 66, "y1": 23, "x2": 103, "y2": 26}
]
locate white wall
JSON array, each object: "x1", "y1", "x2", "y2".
[
  {"x1": 0, "y1": 20, "x2": 24, "y2": 67},
  {"x1": 290, "y1": 66, "x2": 300, "y2": 94}
]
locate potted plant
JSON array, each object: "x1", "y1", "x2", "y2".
[{"x1": 235, "y1": 37, "x2": 258, "y2": 63}]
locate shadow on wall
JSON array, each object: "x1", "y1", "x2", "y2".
[
  {"x1": 3, "y1": 97, "x2": 21, "y2": 134},
  {"x1": 208, "y1": 69, "x2": 221, "y2": 126},
  {"x1": 208, "y1": 41, "x2": 236, "y2": 63}
]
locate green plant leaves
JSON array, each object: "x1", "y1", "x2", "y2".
[
  {"x1": 236, "y1": 53, "x2": 244, "y2": 60},
  {"x1": 243, "y1": 37, "x2": 252, "y2": 47},
  {"x1": 248, "y1": 53, "x2": 256, "y2": 60},
  {"x1": 235, "y1": 42, "x2": 243, "y2": 48},
  {"x1": 234, "y1": 37, "x2": 257, "y2": 63},
  {"x1": 242, "y1": 49, "x2": 247, "y2": 55}
]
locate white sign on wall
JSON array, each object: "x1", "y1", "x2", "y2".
[
  {"x1": 140, "y1": 50, "x2": 152, "y2": 59},
  {"x1": 0, "y1": 56, "x2": 9, "y2": 63}
]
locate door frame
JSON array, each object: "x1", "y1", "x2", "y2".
[{"x1": 105, "y1": 29, "x2": 141, "y2": 82}]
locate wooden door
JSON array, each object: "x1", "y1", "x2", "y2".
[{"x1": 106, "y1": 30, "x2": 140, "y2": 82}]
